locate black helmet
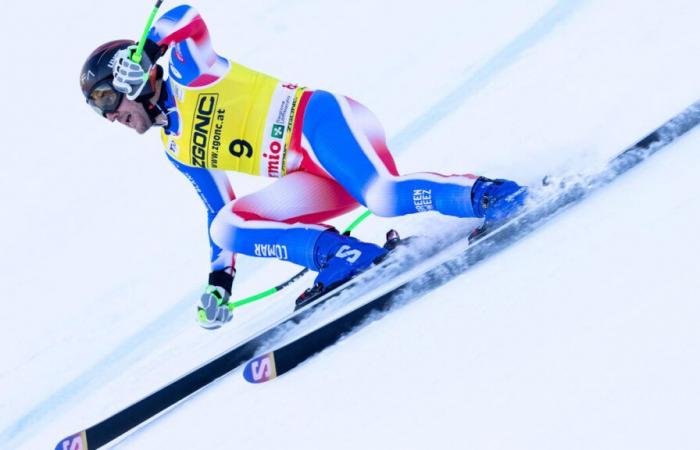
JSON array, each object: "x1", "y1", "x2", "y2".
[
  {"x1": 80, "y1": 40, "x2": 135, "y2": 117},
  {"x1": 80, "y1": 39, "x2": 164, "y2": 119}
]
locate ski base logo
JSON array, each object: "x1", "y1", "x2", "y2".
[
  {"x1": 243, "y1": 353, "x2": 278, "y2": 383},
  {"x1": 55, "y1": 431, "x2": 88, "y2": 450}
]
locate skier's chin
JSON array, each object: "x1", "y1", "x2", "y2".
[
  {"x1": 134, "y1": 122, "x2": 152, "y2": 134},
  {"x1": 130, "y1": 117, "x2": 153, "y2": 135}
]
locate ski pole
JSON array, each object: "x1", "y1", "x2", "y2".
[
  {"x1": 228, "y1": 210, "x2": 373, "y2": 310},
  {"x1": 344, "y1": 210, "x2": 372, "y2": 234},
  {"x1": 131, "y1": 0, "x2": 164, "y2": 64},
  {"x1": 230, "y1": 268, "x2": 309, "y2": 309}
]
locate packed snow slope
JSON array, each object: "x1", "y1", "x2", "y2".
[{"x1": 1, "y1": 0, "x2": 700, "y2": 449}]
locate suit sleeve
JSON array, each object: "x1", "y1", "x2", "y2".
[
  {"x1": 166, "y1": 154, "x2": 237, "y2": 280},
  {"x1": 147, "y1": 5, "x2": 227, "y2": 87},
  {"x1": 148, "y1": 5, "x2": 211, "y2": 48}
]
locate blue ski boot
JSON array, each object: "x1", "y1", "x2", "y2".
[
  {"x1": 470, "y1": 177, "x2": 528, "y2": 239},
  {"x1": 295, "y1": 230, "x2": 390, "y2": 309}
]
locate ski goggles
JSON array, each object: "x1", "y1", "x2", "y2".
[{"x1": 86, "y1": 80, "x2": 124, "y2": 117}]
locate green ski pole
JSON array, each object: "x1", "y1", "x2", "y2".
[{"x1": 131, "y1": 0, "x2": 164, "y2": 64}]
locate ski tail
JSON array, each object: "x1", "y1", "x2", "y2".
[
  {"x1": 242, "y1": 353, "x2": 278, "y2": 383},
  {"x1": 55, "y1": 431, "x2": 89, "y2": 450}
]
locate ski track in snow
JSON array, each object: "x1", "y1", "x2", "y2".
[
  {"x1": 389, "y1": 0, "x2": 586, "y2": 154},
  {"x1": 0, "y1": 292, "x2": 195, "y2": 446}
]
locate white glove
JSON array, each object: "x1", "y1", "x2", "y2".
[
  {"x1": 112, "y1": 45, "x2": 154, "y2": 100},
  {"x1": 197, "y1": 285, "x2": 233, "y2": 330}
]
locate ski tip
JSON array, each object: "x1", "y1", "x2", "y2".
[
  {"x1": 55, "y1": 431, "x2": 88, "y2": 450},
  {"x1": 243, "y1": 352, "x2": 278, "y2": 384}
]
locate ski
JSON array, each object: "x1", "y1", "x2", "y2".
[
  {"x1": 56, "y1": 98, "x2": 700, "y2": 448},
  {"x1": 53, "y1": 231, "x2": 423, "y2": 450},
  {"x1": 242, "y1": 99, "x2": 700, "y2": 384}
]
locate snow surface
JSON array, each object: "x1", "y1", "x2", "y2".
[{"x1": 2, "y1": 0, "x2": 700, "y2": 449}]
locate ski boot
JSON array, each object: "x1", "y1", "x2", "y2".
[
  {"x1": 295, "y1": 230, "x2": 401, "y2": 310},
  {"x1": 469, "y1": 176, "x2": 528, "y2": 241}
]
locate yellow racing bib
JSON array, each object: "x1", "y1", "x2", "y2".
[{"x1": 161, "y1": 61, "x2": 305, "y2": 177}]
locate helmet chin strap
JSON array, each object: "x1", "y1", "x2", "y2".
[
  {"x1": 141, "y1": 98, "x2": 164, "y2": 124},
  {"x1": 136, "y1": 66, "x2": 166, "y2": 125}
]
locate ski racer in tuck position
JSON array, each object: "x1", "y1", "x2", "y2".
[{"x1": 79, "y1": 4, "x2": 527, "y2": 329}]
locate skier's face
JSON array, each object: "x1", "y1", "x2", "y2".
[{"x1": 105, "y1": 97, "x2": 153, "y2": 134}]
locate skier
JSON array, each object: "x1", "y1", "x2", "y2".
[{"x1": 80, "y1": 4, "x2": 527, "y2": 329}]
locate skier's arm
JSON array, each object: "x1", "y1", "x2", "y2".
[
  {"x1": 145, "y1": 5, "x2": 228, "y2": 87},
  {"x1": 112, "y1": 6, "x2": 214, "y2": 91},
  {"x1": 147, "y1": 4, "x2": 211, "y2": 49},
  {"x1": 166, "y1": 154, "x2": 237, "y2": 292}
]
